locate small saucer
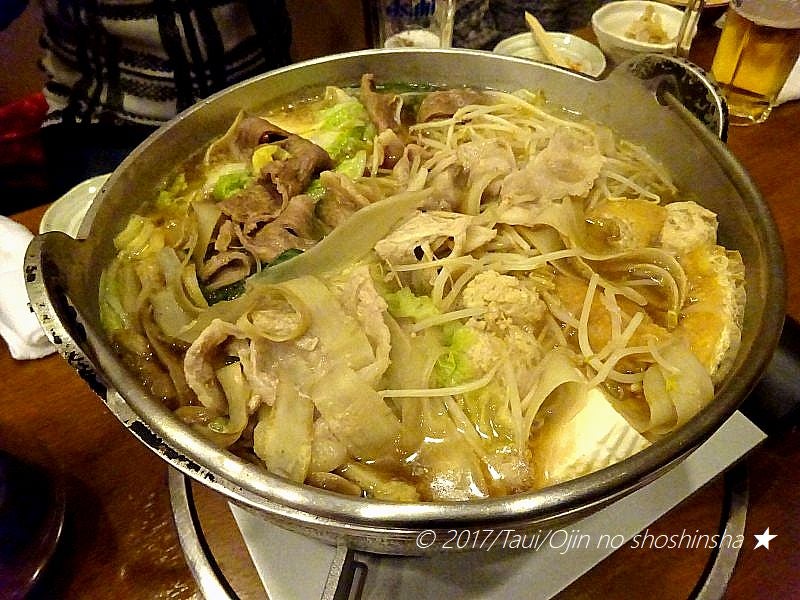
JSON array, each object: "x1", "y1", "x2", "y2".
[
  {"x1": 493, "y1": 32, "x2": 607, "y2": 78},
  {"x1": 39, "y1": 173, "x2": 110, "y2": 236}
]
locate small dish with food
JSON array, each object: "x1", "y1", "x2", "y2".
[
  {"x1": 591, "y1": 1, "x2": 690, "y2": 63},
  {"x1": 493, "y1": 31, "x2": 607, "y2": 77}
]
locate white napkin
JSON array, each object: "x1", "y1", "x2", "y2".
[
  {"x1": 0, "y1": 216, "x2": 55, "y2": 360},
  {"x1": 777, "y1": 56, "x2": 800, "y2": 105}
]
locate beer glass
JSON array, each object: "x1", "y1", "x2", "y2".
[
  {"x1": 368, "y1": 0, "x2": 456, "y2": 48},
  {"x1": 711, "y1": 0, "x2": 800, "y2": 125}
]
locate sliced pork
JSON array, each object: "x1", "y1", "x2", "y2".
[
  {"x1": 236, "y1": 194, "x2": 321, "y2": 262},
  {"x1": 360, "y1": 73, "x2": 402, "y2": 133},
  {"x1": 417, "y1": 89, "x2": 488, "y2": 122}
]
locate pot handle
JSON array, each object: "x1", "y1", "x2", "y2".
[
  {"x1": 740, "y1": 315, "x2": 800, "y2": 434},
  {"x1": 618, "y1": 54, "x2": 728, "y2": 141},
  {"x1": 24, "y1": 231, "x2": 108, "y2": 398}
]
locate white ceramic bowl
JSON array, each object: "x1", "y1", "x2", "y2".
[
  {"x1": 591, "y1": 1, "x2": 689, "y2": 64},
  {"x1": 493, "y1": 32, "x2": 607, "y2": 78},
  {"x1": 39, "y1": 173, "x2": 110, "y2": 235}
]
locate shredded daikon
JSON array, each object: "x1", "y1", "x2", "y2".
[
  {"x1": 587, "y1": 312, "x2": 646, "y2": 388},
  {"x1": 578, "y1": 273, "x2": 601, "y2": 359},
  {"x1": 410, "y1": 307, "x2": 486, "y2": 333},
  {"x1": 379, "y1": 365, "x2": 499, "y2": 399}
]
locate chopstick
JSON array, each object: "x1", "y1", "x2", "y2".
[
  {"x1": 674, "y1": 0, "x2": 705, "y2": 58},
  {"x1": 524, "y1": 11, "x2": 569, "y2": 68}
]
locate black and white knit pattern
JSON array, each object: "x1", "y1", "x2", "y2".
[{"x1": 40, "y1": 0, "x2": 291, "y2": 126}]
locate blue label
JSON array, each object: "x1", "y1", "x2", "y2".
[{"x1": 385, "y1": 0, "x2": 437, "y2": 19}]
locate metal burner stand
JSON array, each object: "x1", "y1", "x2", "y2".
[{"x1": 169, "y1": 412, "x2": 762, "y2": 600}]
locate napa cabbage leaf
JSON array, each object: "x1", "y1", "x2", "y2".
[
  {"x1": 268, "y1": 86, "x2": 375, "y2": 164},
  {"x1": 385, "y1": 287, "x2": 440, "y2": 321},
  {"x1": 212, "y1": 170, "x2": 252, "y2": 200}
]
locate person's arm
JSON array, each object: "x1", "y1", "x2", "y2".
[{"x1": 0, "y1": 0, "x2": 29, "y2": 31}]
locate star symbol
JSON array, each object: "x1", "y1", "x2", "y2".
[{"x1": 754, "y1": 528, "x2": 777, "y2": 550}]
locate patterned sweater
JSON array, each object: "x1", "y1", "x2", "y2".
[{"x1": 39, "y1": 0, "x2": 291, "y2": 127}]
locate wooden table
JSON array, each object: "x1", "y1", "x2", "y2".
[{"x1": 3, "y1": 23, "x2": 799, "y2": 600}]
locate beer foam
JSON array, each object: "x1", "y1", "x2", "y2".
[{"x1": 733, "y1": 0, "x2": 800, "y2": 29}]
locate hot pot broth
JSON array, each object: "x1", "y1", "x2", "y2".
[{"x1": 99, "y1": 74, "x2": 745, "y2": 501}]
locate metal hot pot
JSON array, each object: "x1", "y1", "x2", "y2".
[{"x1": 25, "y1": 49, "x2": 785, "y2": 555}]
